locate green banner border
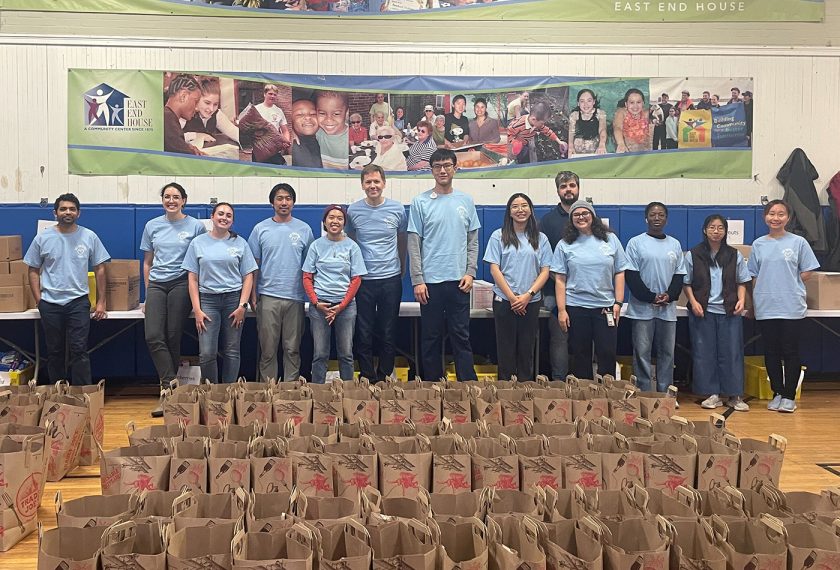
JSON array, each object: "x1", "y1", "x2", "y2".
[
  {"x1": 69, "y1": 148, "x2": 752, "y2": 179},
  {"x1": 2, "y1": 0, "x2": 825, "y2": 22}
]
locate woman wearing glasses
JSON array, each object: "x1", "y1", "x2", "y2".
[
  {"x1": 551, "y1": 201, "x2": 628, "y2": 379},
  {"x1": 484, "y1": 193, "x2": 552, "y2": 381},
  {"x1": 348, "y1": 113, "x2": 366, "y2": 148},
  {"x1": 683, "y1": 215, "x2": 752, "y2": 411},
  {"x1": 372, "y1": 124, "x2": 408, "y2": 171}
]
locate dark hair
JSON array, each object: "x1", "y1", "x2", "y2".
[
  {"x1": 269, "y1": 183, "x2": 296, "y2": 204},
  {"x1": 694, "y1": 214, "x2": 735, "y2": 269},
  {"x1": 452, "y1": 94, "x2": 466, "y2": 105},
  {"x1": 211, "y1": 202, "x2": 238, "y2": 239},
  {"x1": 530, "y1": 101, "x2": 551, "y2": 121},
  {"x1": 430, "y1": 148, "x2": 457, "y2": 167},
  {"x1": 54, "y1": 193, "x2": 80, "y2": 212},
  {"x1": 160, "y1": 182, "x2": 187, "y2": 200},
  {"x1": 322, "y1": 204, "x2": 346, "y2": 231},
  {"x1": 474, "y1": 97, "x2": 488, "y2": 107},
  {"x1": 361, "y1": 164, "x2": 386, "y2": 184},
  {"x1": 763, "y1": 199, "x2": 791, "y2": 216},
  {"x1": 501, "y1": 193, "x2": 540, "y2": 250},
  {"x1": 618, "y1": 88, "x2": 646, "y2": 108},
  {"x1": 645, "y1": 201, "x2": 668, "y2": 218},
  {"x1": 554, "y1": 171, "x2": 579, "y2": 189},
  {"x1": 562, "y1": 211, "x2": 612, "y2": 244},
  {"x1": 167, "y1": 74, "x2": 199, "y2": 98},
  {"x1": 572, "y1": 89, "x2": 600, "y2": 114},
  {"x1": 416, "y1": 120, "x2": 431, "y2": 132}
]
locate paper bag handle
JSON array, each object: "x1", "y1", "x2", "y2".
[
  {"x1": 759, "y1": 513, "x2": 788, "y2": 543},
  {"x1": 101, "y1": 520, "x2": 137, "y2": 551},
  {"x1": 769, "y1": 433, "x2": 787, "y2": 452},
  {"x1": 171, "y1": 489, "x2": 197, "y2": 517}
]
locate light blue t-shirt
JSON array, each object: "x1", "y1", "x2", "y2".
[
  {"x1": 683, "y1": 250, "x2": 751, "y2": 315},
  {"x1": 346, "y1": 198, "x2": 407, "y2": 280},
  {"x1": 24, "y1": 226, "x2": 110, "y2": 306},
  {"x1": 624, "y1": 233, "x2": 687, "y2": 322},
  {"x1": 181, "y1": 233, "x2": 258, "y2": 294},
  {"x1": 407, "y1": 190, "x2": 481, "y2": 284},
  {"x1": 483, "y1": 229, "x2": 553, "y2": 303},
  {"x1": 247, "y1": 217, "x2": 314, "y2": 302},
  {"x1": 748, "y1": 233, "x2": 820, "y2": 320},
  {"x1": 550, "y1": 232, "x2": 629, "y2": 309},
  {"x1": 302, "y1": 237, "x2": 368, "y2": 304},
  {"x1": 140, "y1": 215, "x2": 206, "y2": 283}
]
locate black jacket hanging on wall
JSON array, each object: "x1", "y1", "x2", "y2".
[
  {"x1": 776, "y1": 148, "x2": 827, "y2": 254},
  {"x1": 822, "y1": 171, "x2": 840, "y2": 271}
]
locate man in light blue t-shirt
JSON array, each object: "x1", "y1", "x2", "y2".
[
  {"x1": 346, "y1": 165, "x2": 407, "y2": 381},
  {"x1": 624, "y1": 202, "x2": 686, "y2": 392},
  {"x1": 248, "y1": 183, "x2": 314, "y2": 381},
  {"x1": 24, "y1": 193, "x2": 110, "y2": 385},
  {"x1": 407, "y1": 149, "x2": 480, "y2": 381}
]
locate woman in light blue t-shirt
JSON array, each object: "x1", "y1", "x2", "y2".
[
  {"x1": 182, "y1": 202, "x2": 257, "y2": 384},
  {"x1": 141, "y1": 182, "x2": 206, "y2": 415},
  {"x1": 484, "y1": 193, "x2": 552, "y2": 381},
  {"x1": 302, "y1": 205, "x2": 367, "y2": 384},
  {"x1": 749, "y1": 199, "x2": 820, "y2": 413}
]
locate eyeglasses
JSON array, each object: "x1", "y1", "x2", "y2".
[
  {"x1": 350, "y1": 120, "x2": 361, "y2": 124},
  {"x1": 431, "y1": 163, "x2": 455, "y2": 171},
  {"x1": 706, "y1": 226, "x2": 726, "y2": 233},
  {"x1": 558, "y1": 182, "x2": 578, "y2": 189},
  {"x1": 377, "y1": 135, "x2": 393, "y2": 140},
  {"x1": 572, "y1": 212, "x2": 592, "y2": 219}
]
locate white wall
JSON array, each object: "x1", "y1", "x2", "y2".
[{"x1": 0, "y1": 36, "x2": 838, "y2": 207}]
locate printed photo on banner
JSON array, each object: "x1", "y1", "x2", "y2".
[{"x1": 67, "y1": 70, "x2": 755, "y2": 179}]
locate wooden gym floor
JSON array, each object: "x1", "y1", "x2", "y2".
[{"x1": 4, "y1": 387, "x2": 840, "y2": 567}]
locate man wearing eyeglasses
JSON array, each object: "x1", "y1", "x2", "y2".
[
  {"x1": 407, "y1": 149, "x2": 480, "y2": 381},
  {"x1": 538, "y1": 170, "x2": 580, "y2": 379}
]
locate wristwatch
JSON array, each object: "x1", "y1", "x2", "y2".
[
  {"x1": 527, "y1": 290, "x2": 536, "y2": 297},
  {"x1": 241, "y1": 302, "x2": 249, "y2": 310},
  {"x1": 614, "y1": 301, "x2": 623, "y2": 307}
]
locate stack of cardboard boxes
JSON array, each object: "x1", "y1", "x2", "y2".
[
  {"x1": 0, "y1": 236, "x2": 31, "y2": 312},
  {"x1": 104, "y1": 259, "x2": 141, "y2": 311}
]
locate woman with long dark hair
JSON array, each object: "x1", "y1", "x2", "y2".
[
  {"x1": 683, "y1": 215, "x2": 751, "y2": 411},
  {"x1": 141, "y1": 182, "x2": 206, "y2": 416},
  {"x1": 551, "y1": 201, "x2": 628, "y2": 379},
  {"x1": 182, "y1": 202, "x2": 257, "y2": 383},
  {"x1": 483, "y1": 193, "x2": 552, "y2": 380},
  {"x1": 568, "y1": 89, "x2": 607, "y2": 155},
  {"x1": 749, "y1": 200, "x2": 819, "y2": 413}
]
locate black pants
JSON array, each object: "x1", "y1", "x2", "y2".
[
  {"x1": 493, "y1": 299, "x2": 541, "y2": 381},
  {"x1": 665, "y1": 139, "x2": 678, "y2": 149},
  {"x1": 419, "y1": 281, "x2": 476, "y2": 381},
  {"x1": 652, "y1": 125, "x2": 667, "y2": 150},
  {"x1": 354, "y1": 275, "x2": 402, "y2": 381},
  {"x1": 759, "y1": 319, "x2": 802, "y2": 400},
  {"x1": 144, "y1": 275, "x2": 191, "y2": 385},
  {"x1": 38, "y1": 295, "x2": 93, "y2": 385},
  {"x1": 567, "y1": 305, "x2": 617, "y2": 380}
]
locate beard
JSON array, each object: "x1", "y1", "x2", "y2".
[{"x1": 559, "y1": 193, "x2": 578, "y2": 207}]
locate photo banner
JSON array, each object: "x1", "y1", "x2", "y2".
[
  {"x1": 4, "y1": 0, "x2": 824, "y2": 22},
  {"x1": 67, "y1": 69, "x2": 754, "y2": 179}
]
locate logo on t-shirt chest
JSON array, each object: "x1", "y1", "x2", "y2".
[
  {"x1": 74, "y1": 244, "x2": 88, "y2": 258},
  {"x1": 782, "y1": 248, "x2": 797, "y2": 263},
  {"x1": 177, "y1": 231, "x2": 190, "y2": 242},
  {"x1": 288, "y1": 232, "x2": 302, "y2": 245},
  {"x1": 227, "y1": 247, "x2": 241, "y2": 259},
  {"x1": 598, "y1": 243, "x2": 613, "y2": 256}
]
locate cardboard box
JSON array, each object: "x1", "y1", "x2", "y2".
[
  {"x1": 733, "y1": 244, "x2": 751, "y2": 260},
  {"x1": 8, "y1": 262, "x2": 36, "y2": 309},
  {"x1": 0, "y1": 274, "x2": 27, "y2": 312},
  {"x1": 0, "y1": 236, "x2": 22, "y2": 262},
  {"x1": 8, "y1": 260, "x2": 28, "y2": 276},
  {"x1": 806, "y1": 272, "x2": 840, "y2": 310},
  {"x1": 105, "y1": 260, "x2": 140, "y2": 311},
  {"x1": 0, "y1": 262, "x2": 8, "y2": 274}
]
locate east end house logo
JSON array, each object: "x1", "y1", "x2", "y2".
[
  {"x1": 83, "y1": 83, "x2": 153, "y2": 132},
  {"x1": 681, "y1": 118, "x2": 708, "y2": 144}
]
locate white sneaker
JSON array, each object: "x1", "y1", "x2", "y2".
[
  {"x1": 767, "y1": 394, "x2": 782, "y2": 411},
  {"x1": 779, "y1": 398, "x2": 797, "y2": 413},
  {"x1": 728, "y1": 397, "x2": 750, "y2": 412},
  {"x1": 701, "y1": 395, "x2": 723, "y2": 409}
]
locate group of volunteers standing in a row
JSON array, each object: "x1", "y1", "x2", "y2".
[{"x1": 133, "y1": 154, "x2": 819, "y2": 416}]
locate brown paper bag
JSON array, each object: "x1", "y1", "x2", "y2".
[
  {"x1": 0, "y1": 391, "x2": 42, "y2": 426},
  {"x1": 202, "y1": 385, "x2": 236, "y2": 427},
  {"x1": 288, "y1": 436, "x2": 335, "y2": 497},
  {"x1": 696, "y1": 434, "x2": 740, "y2": 491},
  {"x1": 691, "y1": 412, "x2": 733, "y2": 441},
  {"x1": 125, "y1": 421, "x2": 183, "y2": 446},
  {"x1": 650, "y1": 415, "x2": 694, "y2": 442},
  {"x1": 236, "y1": 389, "x2": 273, "y2": 426},
  {"x1": 60, "y1": 380, "x2": 106, "y2": 466},
  {"x1": 669, "y1": 519, "x2": 726, "y2": 570},
  {"x1": 100, "y1": 520, "x2": 167, "y2": 570},
  {"x1": 531, "y1": 388, "x2": 573, "y2": 425},
  {"x1": 470, "y1": 436, "x2": 519, "y2": 491},
  {"x1": 601, "y1": 516, "x2": 671, "y2": 570},
  {"x1": 709, "y1": 514, "x2": 787, "y2": 570},
  {"x1": 541, "y1": 517, "x2": 603, "y2": 570},
  {"x1": 381, "y1": 396, "x2": 412, "y2": 426},
  {"x1": 40, "y1": 393, "x2": 89, "y2": 481},
  {"x1": 172, "y1": 488, "x2": 247, "y2": 531},
  {"x1": 431, "y1": 434, "x2": 473, "y2": 494},
  {"x1": 273, "y1": 388, "x2": 314, "y2": 433},
  {"x1": 313, "y1": 390, "x2": 345, "y2": 425},
  {"x1": 570, "y1": 386, "x2": 610, "y2": 422},
  {"x1": 0, "y1": 438, "x2": 42, "y2": 551},
  {"x1": 170, "y1": 439, "x2": 209, "y2": 493},
  {"x1": 409, "y1": 392, "x2": 443, "y2": 427},
  {"x1": 574, "y1": 485, "x2": 647, "y2": 522},
  {"x1": 327, "y1": 441, "x2": 378, "y2": 500},
  {"x1": 552, "y1": 437, "x2": 603, "y2": 491},
  {"x1": 608, "y1": 391, "x2": 642, "y2": 427},
  {"x1": 163, "y1": 389, "x2": 200, "y2": 427},
  {"x1": 209, "y1": 439, "x2": 251, "y2": 494},
  {"x1": 132, "y1": 489, "x2": 182, "y2": 524},
  {"x1": 643, "y1": 486, "x2": 702, "y2": 522},
  {"x1": 246, "y1": 490, "x2": 293, "y2": 533},
  {"x1": 100, "y1": 441, "x2": 171, "y2": 496},
  {"x1": 319, "y1": 519, "x2": 373, "y2": 570},
  {"x1": 55, "y1": 489, "x2": 137, "y2": 528},
  {"x1": 37, "y1": 524, "x2": 104, "y2": 570},
  {"x1": 343, "y1": 386, "x2": 381, "y2": 425},
  {"x1": 0, "y1": 422, "x2": 50, "y2": 507},
  {"x1": 585, "y1": 433, "x2": 644, "y2": 491},
  {"x1": 498, "y1": 390, "x2": 534, "y2": 426},
  {"x1": 377, "y1": 436, "x2": 433, "y2": 498},
  {"x1": 785, "y1": 520, "x2": 840, "y2": 569},
  {"x1": 781, "y1": 488, "x2": 840, "y2": 523},
  {"x1": 640, "y1": 434, "x2": 698, "y2": 498},
  {"x1": 250, "y1": 436, "x2": 293, "y2": 494},
  {"x1": 443, "y1": 389, "x2": 473, "y2": 424},
  {"x1": 612, "y1": 417, "x2": 655, "y2": 443},
  {"x1": 471, "y1": 385, "x2": 503, "y2": 426},
  {"x1": 368, "y1": 518, "x2": 438, "y2": 570},
  {"x1": 292, "y1": 488, "x2": 360, "y2": 525},
  {"x1": 183, "y1": 423, "x2": 223, "y2": 443},
  {"x1": 484, "y1": 488, "x2": 545, "y2": 522},
  {"x1": 518, "y1": 435, "x2": 563, "y2": 492},
  {"x1": 430, "y1": 490, "x2": 484, "y2": 521},
  {"x1": 166, "y1": 523, "x2": 235, "y2": 570},
  {"x1": 637, "y1": 386, "x2": 678, "y2": 422},
  {"x1": 438, "y1": 516, "x2": 488, "y2": 570},
  {"x1": 232, "y1": 523, "x2": 314, "y2": 570},
  {"x1": 739, "y1": 434, "x2": 786, "y2": 489},
  {"x1": 486, "y1": 515, "x2": 546, "y2": 570}
]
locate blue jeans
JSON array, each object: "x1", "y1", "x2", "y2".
[
  {"x1": 688, "y1": 311, "x2": 744, "y2": 397},
  {"x1": 419, "y1": 282, "x2": 476, "y2": 381},
  {"x1": 632, "y1": 318, "x2": 677, "y2": 392},
  {"x1": 198, "y1": 290, "x2": 244, "y2": 384},
  {"x1": 38, "y1": 295, "x2": 93, "y2": 385},
  {"x1": 355, "y1": 276, "x2": 402, "y2": 381},
  {"x1": 309, "y1": 301, "x2": 356, "y2": 384}
]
